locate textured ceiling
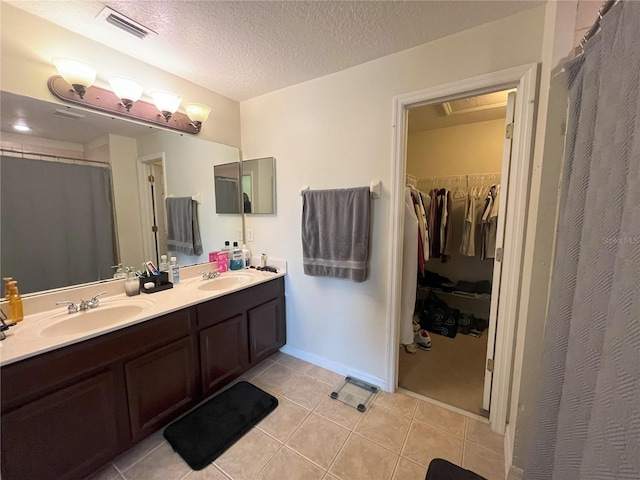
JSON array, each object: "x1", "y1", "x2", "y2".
[{"x1": 8, "y1": 1, "x2": 543, "y2": 101}]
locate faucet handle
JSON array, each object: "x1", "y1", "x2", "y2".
[
  {"x1": 56, "y1": 301, "x2": 79, "y2": 314},
  {"x1": 88, "y1": 291, "x2": 108, "y2": 308}
]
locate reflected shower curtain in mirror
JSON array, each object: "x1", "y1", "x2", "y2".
[
  {"x1": 215, "y1": 177, "x2": 240, "y2": 214},
  {"x1": 0, "y1": 156, "x2": 116, "y2": 293},
  {"x1": 524, "y1": 2, "x2": 639, "y2": 479}
]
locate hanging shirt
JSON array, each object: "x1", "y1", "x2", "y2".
[
  {"x1": 481, "y1": 186, "x2": 495, "y2": 260},
  {"x1": 401, "y1": 188, "x2": 419, "y2": 345},
  {"x1": 485, "y1": 185, "x2": 500, "y2": 259},
  {"x1": 460, "y1": 191, "x2": 476, "y2": 256}
]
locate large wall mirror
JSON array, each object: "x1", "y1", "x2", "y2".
[
  {"x1": 0, "y1": 91, "x2": 242, "y2": 295},
  {"x1": 242, "y1": 157, "x2": 276, "y2": 214}
]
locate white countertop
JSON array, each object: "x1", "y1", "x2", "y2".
[{"x1": 0, "y1": 263, "x2": 286, "y2": 367}]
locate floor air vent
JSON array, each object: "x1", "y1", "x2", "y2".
[{"x1": 97, "y1": 6, "x2": 157, "y2": 40}]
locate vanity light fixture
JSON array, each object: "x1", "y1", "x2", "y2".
[
  {"x1": 150, "y1": 90, "x2": 182, "y2": 122},
  {"x1": 108, "y1": 76, "x2": 144, "y2": 111},
  {"x1": 185, "y1": 103, "x2": 211, "y2": 132},
  {"x1": 13, "y1": 124, "x2": 30, "y2": 132},
  {"x1": 47, "y1": 62, "x2": 209, "y2": 135},
  {"x1": 52, "y1": 58, "x2": 97, "y2": 99}
]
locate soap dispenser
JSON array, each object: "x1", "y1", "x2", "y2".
[{"x1": 7, "y1": 281, "x2": 23, "y2": 323}]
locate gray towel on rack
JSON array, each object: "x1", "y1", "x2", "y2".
[
  {"x1": 301, "y1": 187, "x2": 371, "y2": 282},
  {"x1": 166, "y1": 197, "x2": 203, "y2": 256}
]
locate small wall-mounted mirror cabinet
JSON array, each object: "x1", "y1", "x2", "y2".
[
  {"x1": 214, "y1": 162, "x2": 242, "y2": 214},
  {"x1": 242, "y1": 157, "x2": 276, "y2": 214}
]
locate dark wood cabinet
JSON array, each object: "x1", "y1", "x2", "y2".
[
  {"x1": 200, "y1": 313, "x2": 249, "y2": 396},
  {"x1": 0, "y1": 277, "x2": 285, "y2": 480},
  {"x1": 1, "y1": 371, "x2": 119, "y2": 480},
  {"x1": 125, "y1": 336, "x2": 197, "y2": 442},
  {"x1": 248, "y1": 298, "x2": 285, "y2": 364}
]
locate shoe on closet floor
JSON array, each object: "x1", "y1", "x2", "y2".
[
  {"x1": 403, "y1": 343, "x2": 417, "y2": 354},
  {"x1": 415, "y1": 329, "x2": 432, "y2": 351}
]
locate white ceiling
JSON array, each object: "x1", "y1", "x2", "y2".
[{"x1": 8, "y1": 0, "x2": 543, "y2": 102}]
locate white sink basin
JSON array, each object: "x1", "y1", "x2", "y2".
[
  {"x1": 192, "y1": 273, "x2": 254, "y2": 292},
  {"x1": 18, "y1": 299, "x2": 154, "y2": 338}
]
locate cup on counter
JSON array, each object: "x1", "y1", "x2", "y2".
[{"x1": 125, "y1": 273, "x2": 140, "y2": 296}]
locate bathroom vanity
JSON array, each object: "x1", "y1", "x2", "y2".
[{"x1": 0, "y1": 271, "x2": 285, "y2": 480}]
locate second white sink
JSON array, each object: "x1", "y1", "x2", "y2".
[{"x1": 192, "y1": 273, "x2": 255, "y2": 292}]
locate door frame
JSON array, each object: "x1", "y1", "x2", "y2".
[
  {"x1": 137, "y1": 152, "x2": 167, "y2": 262},
  {"x1": 386, "y1": 64, "x2": 538, "y2": 434}
]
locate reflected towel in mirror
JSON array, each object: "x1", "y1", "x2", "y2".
[{"x1": 166, "y1": 197, "x2": 203, "y2": 256}]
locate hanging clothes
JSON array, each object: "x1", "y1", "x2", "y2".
[
  {"x1": 400, "y1": 188, "x2": 419, "y2": 346},
  {"x1": 460, "y1": 191, "x2": 476, "y2": 257},
  {"x1": 441, "y1": 189, "x2": 452, "y2": 262},
  {"x1": 480, "y1": 185, "x2": 498, "y2": 260},
  {"x1": 429, "y1": 189, "x2": 440, "y2": 258}
]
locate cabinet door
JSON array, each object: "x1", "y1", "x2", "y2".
[
  {"x1": 125, "y1": 337, "x2": 197, "y2": 442},
  {"x1": 0, "y1": 371, "x2": 119, "y2": 480},
  {"x1": 200, "y1": 313, "x2": 249, "y2": 396},
  {"x1": 248, "y1": 298, "x2": 285, "y2": 364}
]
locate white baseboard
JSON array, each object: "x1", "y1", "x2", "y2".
[{"x1": 279, "y1": 344, "x2": 386, "y2": 390}]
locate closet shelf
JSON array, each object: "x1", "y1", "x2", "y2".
[{"x1": 418, "y1": 286, "x2": 491, "y2": 302}]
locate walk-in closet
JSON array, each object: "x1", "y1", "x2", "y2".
[{"x1": 399, "y1": 89, "x2": 513, "y2": 417}]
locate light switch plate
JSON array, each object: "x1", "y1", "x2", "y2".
[{"x1": 247, "y1": 228, "x2": 254, "y2": 242}]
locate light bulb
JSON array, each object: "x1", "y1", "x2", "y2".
[
  {"x1": 109, "y1": 77, "x2": 143, "y2": 111},
  {"x1": 52, "y1": 58, "x2": 96, "y2": 98}
]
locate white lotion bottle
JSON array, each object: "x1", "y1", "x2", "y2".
[{"x1": 242, "y1": 244, "x2": 251, "y2": 269}]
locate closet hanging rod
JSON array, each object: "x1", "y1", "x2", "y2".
[
  {"x1": 300, "y1": 180, "x2": 381, "y2": 199},
  {"x1": 416, "y1": 172, "x2": 501, "y2": 183}
]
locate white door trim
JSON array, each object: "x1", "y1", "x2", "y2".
[{"x1": 386, "y1": 64, "x2": 538, "y2": 434}]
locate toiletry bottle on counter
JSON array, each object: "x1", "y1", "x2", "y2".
[
  {"x1": 170, "y1": 257, "x2": 180, "y2": 283},
  {"x1": 230, "y1": 242, "x2": 243, "y2": 270},
  {"x1": 159, "y1": 255, "x2": 169, "y2": 272},
  {"x1": 242, "y1": 244, "x2": 251, "y2": 269},
  {"x1": 8, "y1": 281, "x2": 23, "y2": 323},
  {"x1": 222, "y1": 241, "x2": 231, "y2": 269}
]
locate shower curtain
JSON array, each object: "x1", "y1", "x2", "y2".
[
  {"x1": 524, "y1": 2, "x2": 639, "y2": 479},
  {"x1": 0, "y1": 156, "x2": 116, "y2": 293}
]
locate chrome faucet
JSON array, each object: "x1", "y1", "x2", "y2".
[
  {"x1": 198, "y1": 270, "x2": 220, "y2": 280},
  {"x1": 57, "y1": 291, "x2": 107, "y2": 314}
]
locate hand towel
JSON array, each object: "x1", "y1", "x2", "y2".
[
  {"x1": 301, "y1": 187, "x2": 370, "y2": 282},
  {"x1": 166, "y1": 197, "x2": 203, "y2": 256}
]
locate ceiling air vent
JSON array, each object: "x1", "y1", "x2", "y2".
[{"x1": 97, "y1": 6, "x2": 157, "y2": 40}]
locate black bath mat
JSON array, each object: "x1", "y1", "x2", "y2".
[
  {"x1": 425, "y1": 458, "x2": 486, "y2": 480},
  {"x1": 164, "y1": 381, "x2": 278, "y2": 470}
]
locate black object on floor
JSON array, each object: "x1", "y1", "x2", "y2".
[
  {"x1": 425, "y1": 458, "x2": 486, "y2": 480},
  {"x1": 164, "y1": 381, "x2": 278, "y2": 470}
]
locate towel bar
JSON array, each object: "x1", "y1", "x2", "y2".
[
  {"x1": 300, "y1": 181, "x2": 381, "y2": 199},
  {"x1": 167, "y1": 193, "x2": 202, "y2": 204}
]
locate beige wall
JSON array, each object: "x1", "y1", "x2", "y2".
[
  {"x1": 0, "y1": 3, "x2": 241, "y2": 147},
  {"x1": 407, "y1": 119, "x2": 504, "y2": 177},
  {"x1": 240, "y1": 6, "x2": 546, "y2": 384}
]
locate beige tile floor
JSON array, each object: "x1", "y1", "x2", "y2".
[{"x1": 86, "y1": 352, "x2": 505, "y2": 480}]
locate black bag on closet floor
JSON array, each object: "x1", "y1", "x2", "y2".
[{"x1": 419, "y1": 306, "x2": 459, "y2": 338}]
